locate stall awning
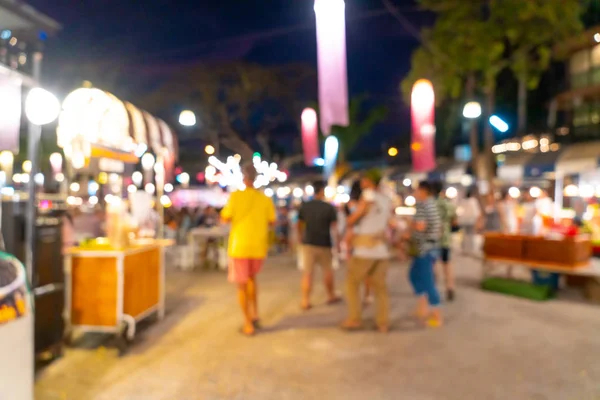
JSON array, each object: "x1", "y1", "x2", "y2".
[
  {"x1": 125, "y1": 102, "x2": 148, "y2": 148},
  {"x1": 556, "y1": 141, "x2": 600, "y2": 175},
  {"x1": 523, "y1": 150, "x2": 563, "y2": 178},
  {"x1": 427, "y1": 161, "x2": 467, "y2": 183},
  {"x1": 497, "y1": 152, "x2": 535, "y2": 181}
]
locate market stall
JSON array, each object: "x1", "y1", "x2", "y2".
[
  {"x1": 64, "y1": 241, "x2": 167, "y2": 348},
  {"x1": 482, "y1": 232, "x2": 600, "y2": 301},
  {"x1": 57, "y1": 87, "x2": 177, "y2": 350}
]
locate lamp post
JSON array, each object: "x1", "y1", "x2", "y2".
[{"x1": 23, "y1": 87, "x2": 60, "y2": 283}]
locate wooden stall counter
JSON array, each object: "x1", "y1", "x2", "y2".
[
  {"x1": 64, "y1": 242, "x2": 169, "y2": 350},
  {"x1": 482, "y1": 233, "x2": 596, "y2": 278}
]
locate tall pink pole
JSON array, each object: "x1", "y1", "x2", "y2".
[
  {"x1": 301, "y1": 108, "x2": 320, "y2": 166},
  {"x1": 314, "y1": 0, "x2": 349, "y2": 135},
  {"x1": 411, "y1": 79, "x2": 436, "y2": 172}
]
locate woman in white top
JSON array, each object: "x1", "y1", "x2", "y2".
[
  {"x1": 520, "y1": 192, "x2": 539, "y2": 235},
  {"x1": 456, "y1": 188, "x2": 482, "y2": 255},
  {"x1": 498, "y1": 190, "x2": 518, "y2": 234}
]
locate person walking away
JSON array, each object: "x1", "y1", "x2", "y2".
[
  {"x1": 276, "y1": 207, "x2": 290, "y2": 253},
  {"x1": 484, "y1": 192, "x2": 502, "y2": 233},
  {"x1": 296, "y1": 180, "x2": 341, "y2": 310},
  {"x1": 221, "y1": 165, "x2": 276, "y2": 336},
  {"x1": 498, "y1": 190, "x2": 518, "y2": 234},
  {"x1": 520, "y1": 192, "x2": 539, "y2": 235},
  {"x1": 457, "y1": 188, "x2": 481, "y2": 256},
  {"x1": 288, "y1": 205, "x2": 299, "y2": 254},
  {"x1": 434, "y1": 183, "x2": 457, "y2": 301},
  {"x1": 343, "y1": 180, "x2": 373, "y2": 304},
  {"x1": 534, "y1": 190, "x2": 554, "y2": 234},
  {"x1": 409, "y1": 181, "x2": 443, "y2": 327},
  {"x1": 341, "y1": 170, "x2": 392, "y2": 333},
  {"x1": 178, "y1": 207, "x2": 192, "y2": 244}
]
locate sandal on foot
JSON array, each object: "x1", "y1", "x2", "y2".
[
  {"x1": 426, "y1": 318, "x2": 443, "y2": 328},
  {"x1": 239, "y1": 326, "x2": 255, "y2": 337},
  {"x1": 340, "y1": 320, "x2": 363, "y2": 331},
  {"x1": 327, "y1": 297, "x2": 342, "y2": 305}
]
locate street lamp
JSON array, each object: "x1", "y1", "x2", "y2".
[
  {"x1": 462, "y1": 102, "x2": 482, "y2": 119},
  {"x1": 205, "y1": 145, "x2": 215, "y2": 155},
  {"x1": 388, "y1": 147, "x2": 398, "y2": 157},
  {"x1": 23, "y1": 87, "x2": 60, "y2": 282},
  {"x1": 179, "y1": 110, "x2": 196, "y2": 127}
]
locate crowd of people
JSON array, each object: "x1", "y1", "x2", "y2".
[
  {"x1": 220, "y1": 165, "x2": 459, "y2": 336},
  {"x1": 164, "y1": 206, "x2": 221, "y2": 243}
]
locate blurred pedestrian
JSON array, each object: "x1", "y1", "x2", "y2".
[
  {"x1": 341, "y1": 170, "x2": 393, "y2": 333},
  {"x1": 457, "y1": 187, "x2": 481, "y2": 255},
  {"x1": 409, "y1": 181, "x2": 443, "y2": 328},
  {"x1": 297, "y1": 180, "x2": 341, "y2": 310},
  {"x1": 343, "y1": 179, "x2": 373, "y2": 304},
  {"x1": 498, "y1": 190, "x2": 518, "y2": 234},
  {"x1": 483, "y1": 192, "x2": 502, "y2": 233},
  {"x1": 276, "y1": 207, "x2": 290, "y2": 253},
  {"x1": 221, "y1": 165, "x2": 276, "y2": 336},
  {"x1": 434, "y1": 182, "x2": 457, "y2": 302},
  {"x1": 520, "y1": 191, "x2": 539, "y2": 235}
]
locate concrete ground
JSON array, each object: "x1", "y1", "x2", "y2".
[{"x1": 35, "y1": 253, "x2": 600, "y2": 400}]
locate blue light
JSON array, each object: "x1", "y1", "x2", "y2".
[
  {"x1": 489, "y1": 115, "x2": 509, "y2": 133},
  {"x1": 323, "y1": 136, "x2": 339, "y2": 178},
  {"x1": 314, "y1": 157, "x2": 325, "y2": 167},
  {"x1": 39, "y1": 31, "x2": 48, "y2": 41},
  {"x1": 1, "y1": 30, "x2": 11, "y2": 40}
]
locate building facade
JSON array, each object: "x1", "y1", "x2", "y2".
[{"x1": 554, "y1": 25, "x2": 600, "y2": 141}]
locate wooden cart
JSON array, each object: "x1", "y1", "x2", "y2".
[{"x1": 64, "y1": 241, "x2": 171, "y2": 351}]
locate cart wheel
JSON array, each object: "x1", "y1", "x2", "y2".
[
  {"x1": 116, "y1": 337, "x2": 129, "y2": 357},
  {"x1": 51, "y1": 343, "x2": 64, "y2": 360},
  {"x1": 116, "y1": 322, "x2": 132, "y2": 356}
]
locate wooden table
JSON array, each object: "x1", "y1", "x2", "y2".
[{"x1": 64, "y1": 241, "x2": 172, "y2": 352}]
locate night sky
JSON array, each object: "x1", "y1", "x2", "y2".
[{"x1": 28, "y1": 0, "x2": 433, "y2": 160}]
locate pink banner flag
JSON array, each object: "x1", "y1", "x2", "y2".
[
  {"x1": 314, "y1": 0, "x2": 349, "y2": 135},
  {"x1": 411, "y1": 79, "x2": 436, "y2": 172},
  {"x1": 0, "y1": 75, "x2": 22, "y2": 154},
  {"x1": 301, "y1": 108, "x2": 320, "y2": 166}
]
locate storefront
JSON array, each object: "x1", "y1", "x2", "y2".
[{"x1": 0, "y1": 2, "x2": 61, "y2": 399}]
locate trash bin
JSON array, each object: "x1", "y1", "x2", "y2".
[{"x1": 0, "y1": 252, "x2": 34, "y2": 400}]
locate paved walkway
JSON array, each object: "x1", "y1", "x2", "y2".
[{"x1": 36, "y1": 254, "x2": 600, "y2": 400}]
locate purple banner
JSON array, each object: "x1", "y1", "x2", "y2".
[
  {"x1": 315, "y1": 0, "x2": 349, "y2": 135},
  {"x1": 0, "y1": 75, "x2": 22, "y2": 154}
]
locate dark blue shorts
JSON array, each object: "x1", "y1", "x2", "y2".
[{"x1": 440, "y1": 247, "x2": 450, "y2": 263}]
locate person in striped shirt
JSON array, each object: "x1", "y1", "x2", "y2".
[{"x1": 409, "y1": 181, "x2": 443, "y2": 327}]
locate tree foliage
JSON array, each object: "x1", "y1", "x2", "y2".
[
  {"x1": 401, "y1": 0, "x2": 584, "y2": 166},
  {"x1": 328, "y1": 95, "x2": 388, "y2": 162},
  {"x1": 492, "y1": 0, "x2": 583, "y2": 133},
  {"x1": 139, "y1": 62, "x2": 316, "y2": 164}
]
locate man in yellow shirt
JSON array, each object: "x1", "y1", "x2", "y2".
[{"x1": 221, "y1": 165, "x2": 276, "y2": 336}]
